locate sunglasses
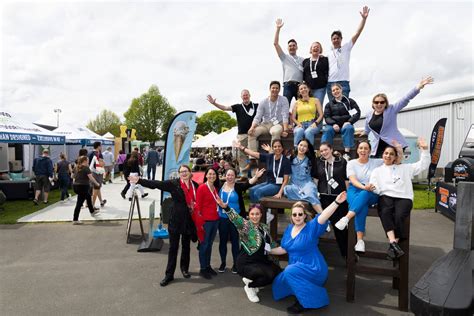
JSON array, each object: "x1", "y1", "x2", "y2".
[
  {"x1": 373, "y1": 101, "x2": 386, "y2": 105},
  {"x1": 292, "y1": 212, "x2": 304, "y2": 217}
]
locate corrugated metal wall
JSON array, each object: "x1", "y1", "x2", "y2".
[{"x1": 355, "y1": 96, "x2": 474, "y2": 168}]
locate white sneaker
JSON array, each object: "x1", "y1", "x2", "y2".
[
  {"x1": 335, "y1": 217, "x2": 349, "y2": 230},
  {"x1": 72, "y1": 220, "x2": 83, "y2": 225},
  {"x1": 91, "y1": 210, "x2": 100, "y2": 217},
  {"x1": 242, "y1": 277, "x2": 252, "y2": 286},
  {"x1": 243, "y1": 285, "x2": 260, "y2": 303},
  {"x1": 355, "y1": 239, "x2": 366, "y2": 252}
]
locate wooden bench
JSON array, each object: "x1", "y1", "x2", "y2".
[
  {"x1": 410, "y1": 182, "x2": 474, "y2": 315},
  {"x1": 346, "y1": 210, "x2": 411, "y2": 312},
  {"x1": 259, "y1": 196, "x2": 411, "y2": 312}
]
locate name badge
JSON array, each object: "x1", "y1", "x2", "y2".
[
  {"x1": 311, "y1": 71, "x2": 318, "y2": 79},
  {"x1": 328, "y1": 178, "x2": 339, "y2": 189},
  {"x1": 348, "y1": 108, "x2": 357, "y2": 116},
  {"x1": 276, "y1": 177, "x2": 283, "y2": 184},
  {"x1": 248, "y1": 108, "x2": 254, "y2": 116},
  {"x1": 264, "y1": 243, "x2": 271, "y2": 253},
  {"x1": 272, "y1": 119, "x2": 279, "y2": 126}
]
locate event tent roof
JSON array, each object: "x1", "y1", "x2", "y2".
[
  {"x1": 102, "y1": 132, "x2": 115, "y2": 139},
  {"x1": 191, "y1": 131, "x2": 218, "y2": 148},
  {"x1": 54, "y1": 125, "x2": 114, "y2": 145},
  {"x1": 212, "y1": 127, "x2": 238, "y2": 148},
  {"x1": 0, "y1": 112, "x2": 65, "y2": 144}
]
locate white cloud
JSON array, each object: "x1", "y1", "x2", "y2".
[{"x1": 1, "y1": 0, "x2": 473, "y2": 128}]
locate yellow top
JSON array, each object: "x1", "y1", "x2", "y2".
[{"x1": 295, "y1": 97, "x2": 318, "y2": 122}]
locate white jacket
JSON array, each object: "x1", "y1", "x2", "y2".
[{"x1": 369, "y1": 150, "x2": 430, "y2": 200}]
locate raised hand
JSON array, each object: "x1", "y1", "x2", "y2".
[
  {"x1": 417, "y1": 137, "x2": 428, "y2": 150},
  {"x1": 417, "y1": 76, "x2": 434, "y2": 90},
  {"x1": 255, "y1": 168, "x2": 266, "y2": 178},
  {"x1": 335, "y1": 191, "x2": 347, "y2": 204},
  {"x1": 261, "y1": 143, "x2": 272, "y2": 153},
  {"x1": 360, "y1": 6, "x2": 370, "y2": 19},
  {"x1": 206, "y1": 95, "x2": 216, "y2": 105},
  {"x1": 275, "y1": 18, "x2": 284, "y2": 29}
]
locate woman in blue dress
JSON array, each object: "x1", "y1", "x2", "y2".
[
  {"x1": 271, "y1": 191, "x2": 347, "y2": 314},
  {"x1": 283, "y1": 138, "x2": 322, "y2": 213}
]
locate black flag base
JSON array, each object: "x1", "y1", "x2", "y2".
[{"x1": 137, "y1": 237, "x2": 164, "y2": 252}]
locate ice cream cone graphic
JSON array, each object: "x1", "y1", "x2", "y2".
[{"x1": 173, "y1": 121, "x2": 189, "y2": 162}]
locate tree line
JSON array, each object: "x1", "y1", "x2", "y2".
[{"x1": 86, "y1": 85, "x2": 236, "y2": 142}]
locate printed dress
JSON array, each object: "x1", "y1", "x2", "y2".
[{"x1": 272, "y1": 215, "x2": 329, "y2": 309}]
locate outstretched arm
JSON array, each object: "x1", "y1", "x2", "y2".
[
  {"x1": 317, "y1": 191, "x2": 347, "y2": 224},
  {"x1": 207, "y1": 95, "x2": 232, "y2": 111},
  {"x1": 274, "y1": 18, "x2": 285, "y2": 57},
  {"x1": 352, "y1": 6, "x2": 370, "y2": 45},
  {"x1": 233, "y1": 139, "x2": 260, "y2": 159}
]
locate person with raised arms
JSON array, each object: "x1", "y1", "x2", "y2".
[{"x1": 207, "y1": 90, "x2": 258, "y2": 179}]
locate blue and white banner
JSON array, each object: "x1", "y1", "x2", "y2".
[
  {"x1": 0, "y1": 131, "x2": 65, "y2": 144},
  {"x1": 161, "y1": 111, "x2": 197, "y2": 202}
]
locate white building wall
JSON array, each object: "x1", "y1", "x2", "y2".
[{"x1": 355, "y1": 96, "x2": 474, "y2": 168}]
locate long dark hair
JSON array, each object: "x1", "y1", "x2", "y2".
[{"x1": 203, "y1": 167, "x2": 221, "y2": 188}]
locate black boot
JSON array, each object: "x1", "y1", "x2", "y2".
[{"x1": 287, "y1": 300, "x2": 305, "y2": 314}]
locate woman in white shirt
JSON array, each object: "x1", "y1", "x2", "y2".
[{"x1": 369, "y1": 137, "x2": 430, "y2": 259}]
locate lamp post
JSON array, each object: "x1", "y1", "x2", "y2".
[{"x1": 53, "y1": 108, "x2": 62, "y2": 127}]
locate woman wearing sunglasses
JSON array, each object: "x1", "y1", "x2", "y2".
[
  {"x1": 362, "y1": 76, "x2": 434, "y2": 158},
  {"x1": 271, "y1": 192, "x2": 347, "y2": 314}
]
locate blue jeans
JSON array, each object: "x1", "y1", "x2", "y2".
[
  {"x1": 347, "y1": 184, "x2": 379, "y2": 233},
  {"x1": 249, "y1": 182, "x2": 281, "y2": 203},
  {"x1": 293, "y1": 121, "x2": 322, "y2": 147},
  {"x1": 147, "y1": 164, "x2": 156, "y2": 180},
  {"x1": 311, "y1": 88, "x2": 326, "y2": 106},
  {"x1": 58, "y1": 173, "x2": 70, "y2": 200},
  {"x1": 326, "y1": 80, "x2": 350, "y2": 101},
  {"x1": 218, "y1": 217, "x2": 240, "y2": 266},
  {"x1": 283, "y1": 82, "x2": 299, "y2": 105},
  {"x1": 321, "y1": 123, "x2": 355, "y2": 149},
  {"x1": 199, "y1": 220, "x2": 219, "y2": 270}
]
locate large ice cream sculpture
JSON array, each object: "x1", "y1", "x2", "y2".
[{"x1": 173, "y1": 121, "x2": 190, "y2": 161}]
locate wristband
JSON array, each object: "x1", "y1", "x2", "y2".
[{"x1": 334, "y1": 200, "x2": 341, "y2": 205}]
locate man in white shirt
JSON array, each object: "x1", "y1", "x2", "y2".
[
  {"x1": 102, "y1": 146, "x2": 115, "y2": 184},
  {"x1": 326, "y1": 6, "x2": 370, "y2": 100},
  {"x1": 274, "y1": 18, "x2": 304, "y2": 105},
  {"x1": 247, "y1": 81, "x2": 289, "y2": 153}
]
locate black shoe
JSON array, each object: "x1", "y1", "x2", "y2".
[
  {"x1": 207, "y1": 267, "x2": 218, "y2": 276},
  {"x1": 181, "y1": 270, "x2": 191, "y2": 279},
  {"x1": 160, "y1": 276, "x2": 174, "y2": 287},
  {"x1": 199, "y1": 269, "x2": 212, "y2": 279},
  {"x1": 390, "y1": 242, "x2": 405, "y2": 258},
  {"x1": 218, "y1": 263, "x2": 226, "y2": 273},
  {"x1": 142, "y1": 193, "x2": 149, "y2": 198},
  {"x1": 121, "y1": 192, "x2": 126, "y2": 199},
  {"x1": 100, "y1": 199, "x2": 107, "y2": 207},
  {"x1": 287, "y1": 301, "x2": 305, "y2": 314},
  {"x1": 231, "y1": 265, "x2": 238, "y2": 274},
  {"x1": 33, "y1": 199, "x2": 39, "y2": 205}
]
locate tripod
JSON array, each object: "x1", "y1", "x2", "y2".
[{"x1": 126, "y1": 188, "x2": 146, "y2": 244}]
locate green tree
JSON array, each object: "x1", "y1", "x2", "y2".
[
  {"x1": 124, "y1": 85, "x2": 176, "y2": 142},
  {"x1": 196, "y1": 110, "x2": 237, "y2": 135},
  {"x1": 86, "y1": 109, "x2": 122, "y2": 136}
]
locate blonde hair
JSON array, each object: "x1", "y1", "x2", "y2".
[{"x1": 289, "y1": 202, "x2": 314, "y2": 224}]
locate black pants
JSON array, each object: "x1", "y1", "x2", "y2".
[
  {"x1": 320, "y1": 194, "x2": 349, "y2": 258},
  {"x1": 73, "y1": 184, "x2": 94, "y2": 221},
  {"x1": 121, "y1": 180, "x2": 130, "y2": 196},
  {"x1": 236, "y1": 256, "x2": 281, "y2": 288},
  {"x1": 378, "y1": 195, "x2": 412, "y2": 240},
  {"x1": 165, "y1": 231, "x2": 191, "y2": 278},
  {"x1": 147, "y1": 164, "x2": 157, "y2": 180}
]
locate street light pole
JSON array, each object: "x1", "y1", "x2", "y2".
[{"x1": 53, "y1": 108, "x2": 62, "y2": 127}]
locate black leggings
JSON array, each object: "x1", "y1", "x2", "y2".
[
  {"x1": 320, "y1": 194, "x2": 349, "y2": 257},
  {"x1": 73, "y1": 184, "x2": 94, "y2": 221},
  {"x1": 236, "y1": 255, "x2": 281, "y2": 288},
  {"x1": 378, "y1": 195, "x2": 412, "y2": 239}
]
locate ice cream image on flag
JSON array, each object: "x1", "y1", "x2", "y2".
[{"x1": 173, "y1": 121, "x2": 190, "y2": 162}]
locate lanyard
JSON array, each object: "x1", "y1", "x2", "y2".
[
  {"x1": 181, "y1": 179, "x2": 196, "y2": 202},
  {"x1": 310, "y1": 57, "x2": 319, "y2": 73},
  {"x1": 335, "y1": 96, "x2": 351, "y2": 113},
  {"x1": 241, "y1": 102, "x2": 255, "y2": 116},
  {"x1": 268, "y1": 97, "x2": 279, "y2": 120},
  {"x1": 324, "y1": 160, "x2": 334, "y2": 181},
  {"x1": 220, "y1": 184, "x2": 234, "y2": 205},
  {"x1": 332, "y1": 47, "x2": 342, "y2": 68},
  {"x1": 273, "y1": 155, "x2": 283, "y2": 179},
  {"x1": 206, "y1": 182, "x2": 219, "y2": 203}
]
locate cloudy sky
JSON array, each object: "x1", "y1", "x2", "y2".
[{"x1": 1, "y1": 0, "x2": 473, "y2": 128}]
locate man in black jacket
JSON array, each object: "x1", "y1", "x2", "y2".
[
  {"x1": 32, "y1": 148, "x2": 54, "y2": 205},
  {"x1": 322, "y1": 83, "x2": 361, "y2": 160},
  {"x1": 145, "y1": 147, "x2": 159, "y2": 180}
]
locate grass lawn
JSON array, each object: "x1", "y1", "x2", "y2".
[
  {"x1": 413, "y1": 184, "x2": 436, "y2": 210},
  {"x1": 0, "y1": 189, "x2": 75, "y2": 225}
]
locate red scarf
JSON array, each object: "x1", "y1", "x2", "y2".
[{"x1": 180, "y1": 179, "x2": 196, "y2": 210}]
